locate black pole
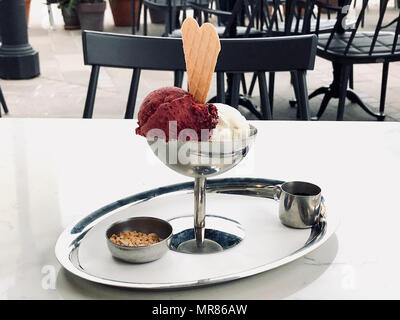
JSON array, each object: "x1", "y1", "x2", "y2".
[{"x1": 0, "y1": 0, "x2": 40, "y2": 79}]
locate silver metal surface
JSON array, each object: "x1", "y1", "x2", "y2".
[
  {"x1": 55, "y1": 178, "x2": 339, "y2": 290},
  {"x1": 211, "y1": 181, "x2": 324, "y2": 229},
  {"x1": 170, "y1": 215, "x2": 244, "y2": 253},
  {"x1": 278, "y1": 181, "x2": 322, "y2": 229},
  {"x1": 105, "y1": 217, "x2": 172, "y2": 263},
  {"x1": 147, "y1": 125, "x2": 258, "y2": 178},
  {"x1": 194, "y1": 177, "x2": 207, "y2": 246},
  {"x1": 177, "y1": 238, "x2": 224, "y2": 253},
  {"x1": 180, "y1": 177, "x2": 223, "y2": 253},
  {"x1": 147, "y1": 125, "x2": 257, "y2": 252}
]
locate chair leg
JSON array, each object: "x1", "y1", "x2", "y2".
[
  {"x1": 125, "y1": 69, "x2": 141, "y2": 119},
  {"x1": 143, "y1": 5, "x2": 148, "y2": 35},
  {"x1": 336, "y1": 64, "x2": 351, "y2": 121},
  {"x1": 163, "y1": 10, "x2": 171, "y2": 37},
  {"x1": 313, "y1": 92, "x2": 332, "y2": 120},
  {"x1": 216, "y1": 72, "x2": 225, "y2": 103},
  {"x1": 174, "y1": 70, "x2": 184, "y2": 88},
  {"x1": 183, "y1": 2, "x2": 187, "y2": 20},
  {"x1": 230, "y1": 74, "x2": 241, "y2": 108},
  {"x1": 238, "y1": 97, "x2": 263, "y2": 119},
  {"x1": 247, "y1": 72, "x2": 257, "y2": 96},
  {"x1": 309, "y1": 86, "x2": 330, "y2": 100},
  {"x1": 137, "y1": 0, "x2": 143, "y2": 31},
  {"x1": 379, "y1": 62, "x2": 389, "y2": 118},
  {"x1": 203, "y1": 9, "x2": 209, "y2": 23},
  {"x1": 257, "y1": 72, "x2": 272, "y2": 120},
  {"x1": 290, "y1": 71, "x2": 301, "y2": 119},
  {"x1": 295, "y1": 70, "x2": 311, "y2": 120},
  {"x1": 326, "y1": 0, "x2": 331, "y2": 20},
  {"x1": 269, "y1": 72, "x2": 275, "y2": 113},
  {"x1": 241, "y1": 73, "x2": 247, "y2": 95},
  {"x1": 278, "y1": 6, "x2": 283, "y2": 22},
  {"x1": 0, "y1": 86, "x2": 9, "y2": 114},
  {"x1": 349, "y1": 65, "x2": 354, "y2": 89},
  {"x1": 83, "y1": 65, "x2": 100, "y2": 119},
  {"x1": 361, "y1": 0, "x2": 367, "y2": 28},
  {"x1": 170, "y1": 5, "x2": 176, "y2": 34},
  {"x1": 47, "y1": 4, "x2": 55, "y2": 29}
]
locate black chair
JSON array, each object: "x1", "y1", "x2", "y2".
[
  {"x1": 263, "y1": 0, "x2": 352, "y2": 36},
  {"x1": 247, "y1": 0, "x2": 324, "y2": 113},
  {"x1": 142, "y1": 0, "x2": 200, "y2": 36},
  {"x1": 170, "y1": 0, "x2": 266, "y2": 38},
  {"x1": 309, "y1": 0, "x2": 400, "y2": 120},
  {"x1": 352, "y1": 0, "x2": 390, "y2": 28},
  {"x1": 248, "y1": 0, "x2": 360, "y2": 112},
  {"x1": 81, "y1": 30, "x2": 317, "y2": 119}
]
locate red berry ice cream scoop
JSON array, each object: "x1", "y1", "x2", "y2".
[{"x1": 135, "y1": 87, "x2": 218, "y2": 141}]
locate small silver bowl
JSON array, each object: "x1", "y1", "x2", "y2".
[{"x1": 106, "y1": 217, "x2": 173, "y2": 263}]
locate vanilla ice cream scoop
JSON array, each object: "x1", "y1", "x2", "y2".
[{"x1": 210, "y1": 103, "x2": 250, "y2": 141}]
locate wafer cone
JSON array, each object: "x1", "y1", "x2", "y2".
[{"x1": 181, "y1": 17, "x2": 221, "y2": 104}]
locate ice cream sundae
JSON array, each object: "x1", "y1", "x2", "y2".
[{"x1": 135, "y1": 17, "x2": 256, "y2": 254}]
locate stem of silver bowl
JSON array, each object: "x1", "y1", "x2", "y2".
[{"x1": 194, "y1": 176, "x2": 206, "y2": 247}]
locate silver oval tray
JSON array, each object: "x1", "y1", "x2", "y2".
[{"x1": 55, "y1": 178, "x2": 339, "y2": 289}]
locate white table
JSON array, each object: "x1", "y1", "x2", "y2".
[{"x1": 1, "y1": 118, "x2": 399, "y2": 299}]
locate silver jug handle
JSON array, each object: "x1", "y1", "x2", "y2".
[
  {"x1": 319, "y1": 198, "x2": 327, "y2": 223},
  {"x1": 272, "y1": 185, "x2": 282, "y2": 201},
  {"x1": 209, "y1": 184, "x2": 282, "y2": 200}
]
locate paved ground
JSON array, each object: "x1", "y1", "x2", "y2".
[{"x1": 0, "y1": 0, "x2": 399, "y2": 121}]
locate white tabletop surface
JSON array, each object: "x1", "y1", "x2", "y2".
[{"x1": 1, "y1": 118, "x2": 400, "y2": 300}]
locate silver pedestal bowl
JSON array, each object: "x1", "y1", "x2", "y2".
[{"x1": 147, "y1": 124, "x2": 257, "y2": 253}]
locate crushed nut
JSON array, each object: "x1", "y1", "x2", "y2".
[{"x1": 109, "y1": 231, "x2": 163, "y2": 247}]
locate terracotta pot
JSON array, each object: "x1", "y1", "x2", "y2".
[
  {"x1": 62, "y1": 8, "x2": 81, "y2": 30},
  {"x1": 77, "y1": 2, "x2": 106, "y2": 32},
  {"x1": 109, "y1": 0, "x2": 140, "y2": 26},
  {"x1": 24, "y1": 0, "x2": 31, "y2": 26}
]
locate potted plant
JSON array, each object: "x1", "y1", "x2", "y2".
[
  {"x1": 65, "y1": 0, "x2": 106, "y2": 31},
  {"x1": 58, "y1": 0, "x2": 81, "y2": 30},
  {"x1": 109, "y1": 0, "x2": 140, "y2": 27}
]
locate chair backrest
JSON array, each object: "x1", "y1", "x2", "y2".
[
  {"x1": 82, "y1": 30, "x2": 317, "y2": 118},
  {"x1": 83, "y1": 30, "x2": 316, "y2": 72},
  {"x1": 316, "y1": 0, "x2": 400, "y2": 55}
]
